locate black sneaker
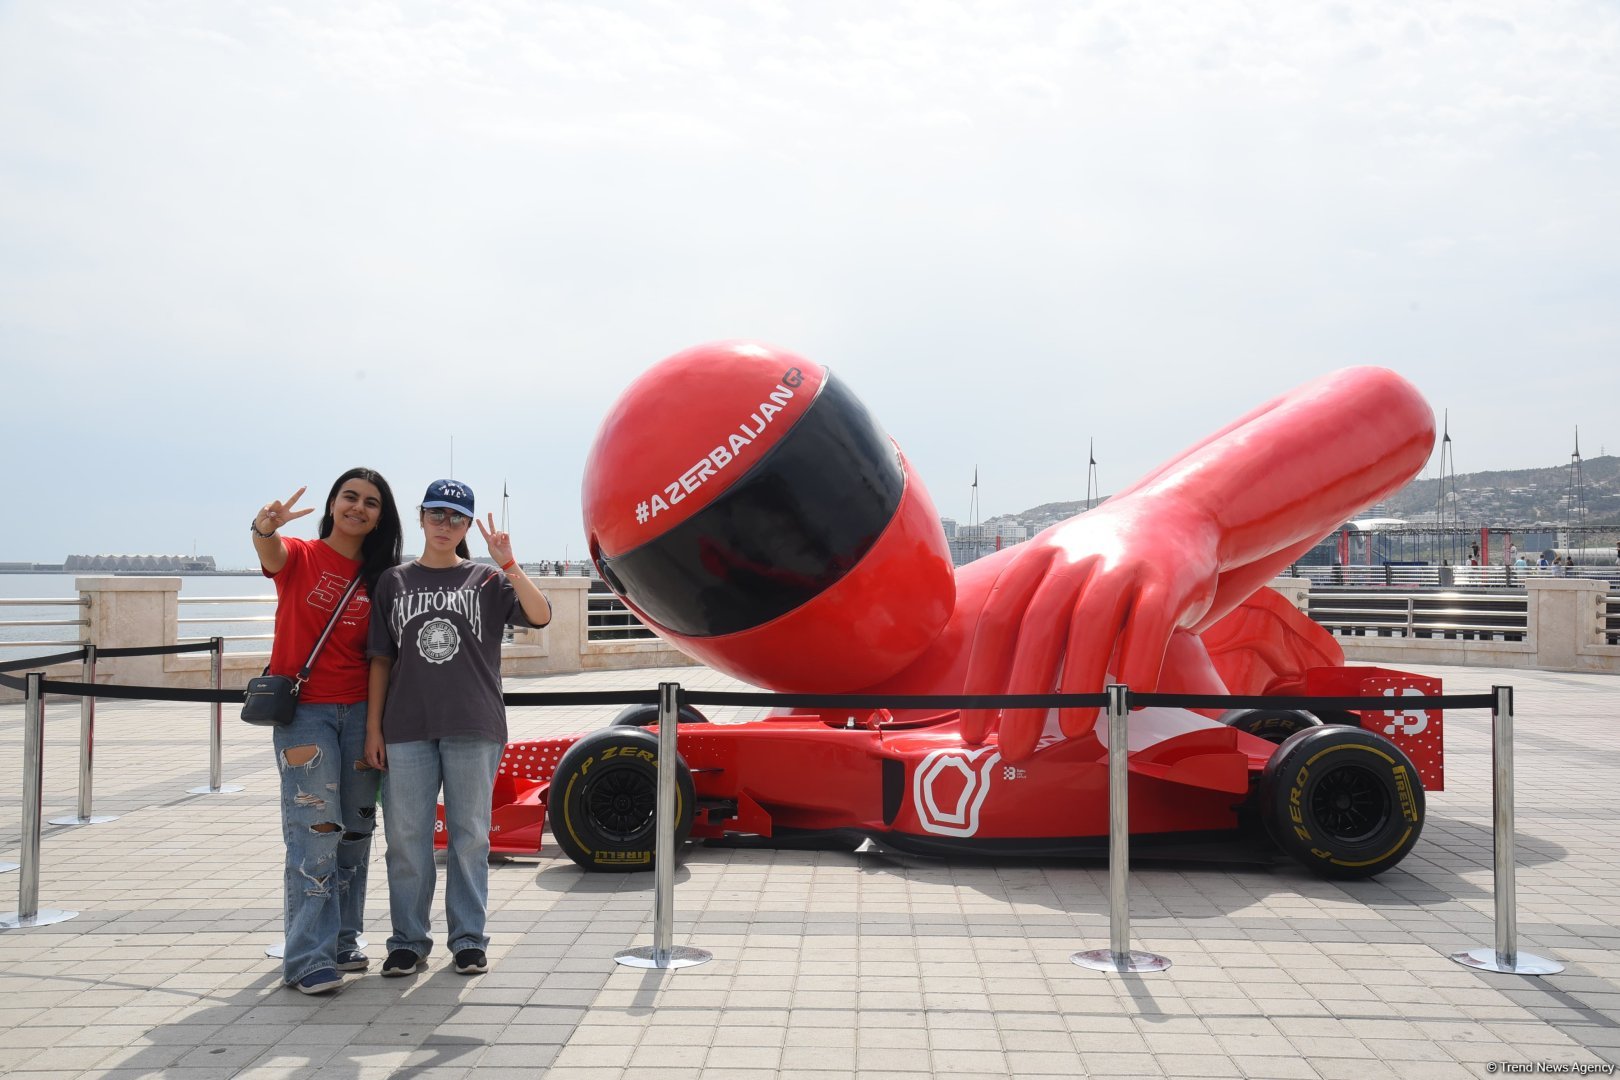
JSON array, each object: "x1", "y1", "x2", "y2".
[
  {"x1": 380, "y1": 948, "x2": 426, "y2": 977},
  {"x1": 453, "y1": 948, "x2": 488, "y2": 975},
  {"x1": 336, "y1": 950, "x2": 369, "y2": 972},
  {"x1": 292, "y1": 968, "x2": 343, "y2": 995}
]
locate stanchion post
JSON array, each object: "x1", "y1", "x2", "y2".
[
  {"x1": 1450, "y1": 685, "x2": 1562, "y2": 974},
  {"x1": 2, "y1": 672, "x2": 79, "y2": 929},
  {"x1": 50, "y1": 645, "x2": 118, "y2": 827},
  {"x1": 1073, "y1": 684, "x2": 1169, "y2": 973},
  {"x1": 614, "y1": 681, "x2": 710, "y2": 970},
  {"x1": 653, "y1": 680, "x2": 677, "y2": 959},
  {"x1": 188, "y1": 638, "x2": 242, "y2": 795},
  {"x1": 210, "y1": 637, "x2": 223, "y2": 788}
]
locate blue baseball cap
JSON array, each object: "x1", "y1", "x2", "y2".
[{"x1": 422, "y1": 479, "x2": 474, "y2": 517}]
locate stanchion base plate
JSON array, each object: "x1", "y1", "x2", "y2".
[
  {"x1": 1071, "y1": 948, "x2": 1172, "y2": 973},
  {"x1": 47, "y1": 815, "x2": 120, "y2": 826},
  {"x1": 1450, "y1": 947, "x2": 1564, "y2": 975},
  {"x1": 266, "y1": 936, "x2": 367, "y2": 959},
  {"x1": 0, "y1": 909, "x2": 79, "y2": 930},
  {"x1": 186, "y1": 785, "x2": 245, "y2": 794},
  {"x1": 614, "y1": 945, "x2": 712, "y2": 970},
  {"x1": 0, "y1": 863, "x2": 17, "y2": 874}
]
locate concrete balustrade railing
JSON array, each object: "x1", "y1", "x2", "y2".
[
  {"x1": 1275, "y1": 575, "x2": 1620, "y2": 674},
  {"x1": 0, "y1": 575, "x2": 696, "y2": 702},
  {"x1": 5, "y1": 573, "x2": 1615, "y2": 704}
]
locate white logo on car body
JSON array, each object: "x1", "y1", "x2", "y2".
[
  {"x1": 1380, "y1": 686, "x2": 1429, "y2": 736},
  {"x1": 914, "y1": 747, "x2": 1002, "y2": 837}
]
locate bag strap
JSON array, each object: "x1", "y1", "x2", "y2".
[{"x1": 294, "y1": 574, "x2": 364, "y2": 685}]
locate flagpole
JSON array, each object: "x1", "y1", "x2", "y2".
[{"x1": 1086, "y1": 439, "x2": 1099, "y2": 511}]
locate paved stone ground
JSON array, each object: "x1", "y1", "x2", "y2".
[{"x1": 0, "y1": 662, "x2": 1616, "y2": 1079}]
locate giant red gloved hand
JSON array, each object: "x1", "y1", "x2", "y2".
[
  {"x1": 958, "y1": 498, "x2": 1224, "y2": 761},
  {"x1": 956, "y1": 366, "x2": 1435, "y2": 762}
]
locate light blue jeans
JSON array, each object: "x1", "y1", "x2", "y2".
[
  {"x1": 382, "y1": 737, "x2": 502, "y2": 958},
  {"x1": 272, "y1": 702, "x2": 380, "y2": 985}
]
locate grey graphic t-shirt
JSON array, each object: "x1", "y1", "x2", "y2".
[{"x1": 367, "y1": 560, "x2": 539, "y2": 744}]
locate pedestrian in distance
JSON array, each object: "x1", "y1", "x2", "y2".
[
  {"x1": 252, "y1": 467, "x2": 404, "y2": 995},
  {"x1": 365, "y1": 480, "x2": 552, "y2": 978}
]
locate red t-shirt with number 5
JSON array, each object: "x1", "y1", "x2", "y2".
[{"x1": 265, "y1": 536, "x2": 372, "y2": 704}]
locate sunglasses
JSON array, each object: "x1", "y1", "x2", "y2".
[{"x1": 423, "y1": 508, "x2": 471, "y2": 528}]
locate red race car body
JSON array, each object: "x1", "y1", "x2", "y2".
[{"x1": 439, "y1": 662, "x2": 1441, "y2": 880}]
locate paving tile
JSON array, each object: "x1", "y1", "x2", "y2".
[{"x1": 1, "y1": 663, "x2": 1617, "y2": 1078}]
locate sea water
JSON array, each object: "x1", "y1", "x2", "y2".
[{"x1": 0, "y1": 573, "x2": 275, "y2": 657}]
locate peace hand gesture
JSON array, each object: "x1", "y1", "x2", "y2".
[
  {"x1": 254, "y1": 486, "x2": 315, "y2": 536},
  {"x1": 476, "y1": 513, "x2": 515, "y2": 567}
]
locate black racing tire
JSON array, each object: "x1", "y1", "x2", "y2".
[
  {"x1": 1220, "y1": 708, "x2": 1321, "y2": 745},
  {"x1": 549, "y1": 727, "x2": 695, "y2": 873},
  {"x1": 609, "y1": 703, "x2": 710, "y2": 728},
  {"x1": 1261, "y1": 725, "x2": 1425, "y2": 880}
]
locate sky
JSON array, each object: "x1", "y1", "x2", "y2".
[{"x1": 2, "y1": 1, "x2": 1617, "y2": 567}]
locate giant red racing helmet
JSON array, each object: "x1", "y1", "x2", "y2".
[{"x1": 582, "y1": 341, "x2": 955, "y2": 692}]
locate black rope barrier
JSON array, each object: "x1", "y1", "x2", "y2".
[
  {"x1": 503, "y1": 689, "x2": 662, "y2": 707},
  {"x1": 0, "y1": 649, "x2": 87, "y2": 674},
  {"x1": 0, "y1": 677, "x2": 244, "y2": 704},
  {"x1": 96, "y1": 642, "x2": 218, "y2": 658},
  {"x1": 0, "y1": 675, "x2": 1501, "y2": 714},
  {"x1": 1135, "y1": 690, "x2": 1499, "y2": 712},
  {"x1": 679, "y1": 688, "x2": 1502, "y2": 713},
  {"x1": 681, "y1": 690, "x2": 1109, "y2": 710}
]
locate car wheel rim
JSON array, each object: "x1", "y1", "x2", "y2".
[
  {"x1": 1310, "y1": 764, "x2": 1390, "y2": 843},
  {"x1": 585, "y1": 765, "x2": 656, "y2": 841}
]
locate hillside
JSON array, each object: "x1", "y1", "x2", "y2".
[
  {"x1": 998, "y1": 456, "x2": 1620, "y2": 530},
  {"x1": 1384, "y1": 455, "x2": 1620, "y2": 527}
]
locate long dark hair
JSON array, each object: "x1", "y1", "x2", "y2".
[{"x1": 319, "y1": 467, "x2": 403, "y2": 590}]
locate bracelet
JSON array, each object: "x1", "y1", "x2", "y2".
[
  {"x1": 501, "y1": 559, "x2": 517, "y2": 571},
  {"x1": 250, "y1": 521, "x2": 277, "y2": 539}
]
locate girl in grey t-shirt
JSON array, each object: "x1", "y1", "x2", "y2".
[{"x1": 363, "y1": 479, "x2": 551, "y2": 978}]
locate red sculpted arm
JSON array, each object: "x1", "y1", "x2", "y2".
[{"x1": 959, "y1": 367, "x2": 1435, "y2": 761}]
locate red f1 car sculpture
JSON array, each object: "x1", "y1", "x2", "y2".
[{"x1": 458, "y1": 342, "x2": 1442, "y2": 879}]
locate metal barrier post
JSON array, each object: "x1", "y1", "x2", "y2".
[
  {"x1": 188, "y1": 638, "x2": 243, "y2": 795},
  {"x1": 615, "y1": 681, "x2": 710, "y2": 970},
  {"x1": 1451, "y1": 685, "x2": 1562, "y2": 975},
  {"x1": 1073, "y1": 684, "x2": 1169, "y2": 973},
  {"x1": 50, "y1": 645, "x2": 118, "y2": 826},
  {"x1": 2, "y1": 673, "x2": 79, "y2": 928}
]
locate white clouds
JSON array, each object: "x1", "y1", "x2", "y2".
[{"x1": 1, "y1": 0, "x2": 1617, "y2": 561}]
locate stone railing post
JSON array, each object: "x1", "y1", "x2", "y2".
[
  {"x1": 505, "y1": 575, "x2": 588, "y2": 676},
  {"x1": 1526, "y1": 576, "x2": 1607, "y2": 672},
  {"x1": 1267, "y1": 576, "x2": 1311, "y2": 614},
  {"x1": 77, "y1": 576, "x2": 180, "y2": 686}
]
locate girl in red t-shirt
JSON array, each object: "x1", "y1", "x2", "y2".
[{"x1": 252, "y1": 467, "x2": 403, "y2": 995}]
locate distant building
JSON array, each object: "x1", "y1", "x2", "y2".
[
  {"x1": 947, "y1": 521, "x2": 1028, "y2": 566},
  {"x1": 64, "y1": 554, "x2": 218, "y2": 573}
]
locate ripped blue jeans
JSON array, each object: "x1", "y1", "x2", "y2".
[{"x1": 272, "y1": 701, "x2": 379, "y2": 986}]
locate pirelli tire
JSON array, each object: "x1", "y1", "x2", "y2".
[
  {"x1": 549, "y1": 727, "x2": 695, "y2": 873},
  {"x1": 1220, "y1": 708, "x2": 1321, "y2": 745},
  {"x1": 1261, "y1": 725, "x2": 1425, "y2": 880},
  {"x1": 609, "y1": 703, "x2": 710, "y2": 727}
]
